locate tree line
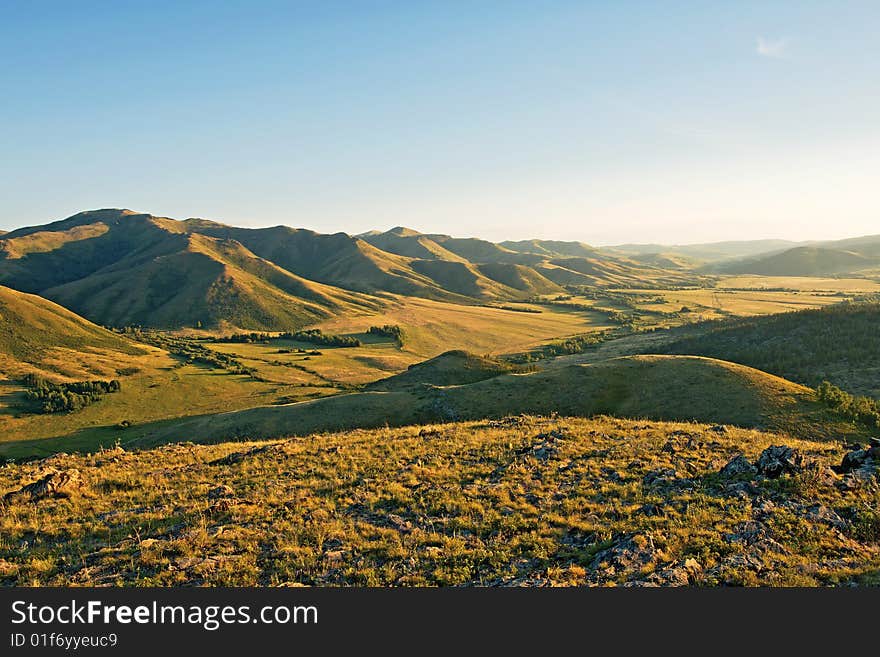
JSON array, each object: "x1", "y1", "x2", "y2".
[{"x1": 22, "y1": 374, "x2": 121, "y2": 414}]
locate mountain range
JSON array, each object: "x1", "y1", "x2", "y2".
[
  {"x1": 2, "y1": 209, "x2": 879, "y2": 331},
  {"x1": 0, "y1": 209, "x2": 694, "y2": 330}
]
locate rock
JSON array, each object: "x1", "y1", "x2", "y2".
[
  {"x1": 683, "y1": 558, "x2": 702, "y2": 573},
  {"x1": 601, "y1": 467, "x2": 623, "y2": 483},
  {"x1": 756, "y1": 445, "x2": 803, "y2": 478},
  {"x1": 720, "y1": 455, "x2": 757, "y2": 478},
  {"x1": 590, "y1": 533, "x2": 659, "y2": 574},
  {"x1": 839, "y1": 449, "x2": 871, "y2": 473},
  {"x1": 387, "y1": 514, "x2": 413, "y2": 533},
  {"x1": 661, "y1": 440, "x2": 679, "y2": 454},
  {"x1": 636, "y1": 503, "x2": 664, "y2": 517},
  {"x1": 709, "y1": 425, "x2": 729, "y2": 434},
  {"x1": 207, "y1": 485, "x2": 235, "y2": 499},
  {"x1": 642, "y1": 468, "x2": 677, "y2": 487},
  {"x1": 648, "y1": 566, "x2": 691, "y2": 586},
  {"x1": 724, "y1": 480, "x2": 761, "y2": 498},
  {"x1": 803, "y1": 504, "x2": 847, "y2": 529},
  {"x1": 206, "y1": 498, "x2": 237, "y2": 515},
  {"x1": 3, "y1": 469, "x2": 83, "y2": 503}
]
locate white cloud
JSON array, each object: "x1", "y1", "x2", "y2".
[{"x1": 756, "y1": 36, "x2": 788, "y2": 58}]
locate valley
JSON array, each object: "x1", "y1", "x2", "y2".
[{"x1": 2, "y1": 209, "x2": 879, "y2": 587}]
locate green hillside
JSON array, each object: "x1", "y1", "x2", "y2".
[
  {"x1": 656, "y1": 301, "x2": 880, "y2": 397},
  {"x1": 0, "y1": 285, "x2": 143, "y2": 364},
  {"x1": 368, "y1": 350, "x2": 514, "y2": 390},
  {"x1": 122, "y1": 354, "x2": 858, "y2": 449},
  {"x1": 719, "y1": 246, "x2": 874, "y2": 276},
  {"x1": 499, "y1": 239, "x2": 597, "y2": 258},
  {"x1": 0, "y1": 211, "x2": 384, "y2": 330}
]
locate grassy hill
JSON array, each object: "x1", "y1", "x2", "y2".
[
  {"x1": 0, "y1": 284, "x2": 143, "y2": 364},
  {"x1": 656, "y1": 301, "x2": 880, "y2": 397},
  {"x1": 118, "y1": 353, "x2": 861, "y2": 449},
  {"x1": 0, "y1": 210, "x2": 384, "y2": 330},
  {"x1": 2, "y1": 415, "x2": 876, "y2": 586},
  {"x1": 358, "y1": 227, "x2": 470, "y2": 262},
  {"x1": 499, "y1": 239, "x2": 597, "y2": 258},
  {"x1": 368, "y1": 350, "x2": 514, "y2": 390},
  {"x1": 713, "y1": 234, "x2": 880, "y2": 277},
  {"x1": 0, "y1": 210, "x2": 703, "y2": 329},
  {"x1": 718, "y1": 246, "x2": 874, "y2": 277},
  {"x1": 0, "y1": 284, "x2": 148, "y2": 383},
  {"x1": 607, "y1": 239, "x2": 803, "y2": 263}
]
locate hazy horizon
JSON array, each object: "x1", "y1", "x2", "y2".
[
  {"x1": 2, "y1": 1, "x2": 878, "y2": 243},
  {"x1": 4, "y1": 206, "x2": 880, "y2": 249}
]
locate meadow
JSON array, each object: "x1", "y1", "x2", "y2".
[{"x1": 1, "y1": 415, "x2": 876, "y2": 586}]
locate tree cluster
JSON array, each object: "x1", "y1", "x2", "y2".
[{"x1": 22, "y1": 374, "x2": 121, "y2": 414}]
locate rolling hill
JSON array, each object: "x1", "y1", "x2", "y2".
[
  {"x1": 127, "y1": 353, "x2": 853, "y2": 448},
  {"x1": 499, "y1": 238, "x2": 597, "y2": 258},
  {"x1": 0, "y1": 210, "x2": 702, "y2": 330},
  {"x1": 0, "y1": 284, "x2": 147, "y2": 380},
  {"x1": 0, "y1": 210, "x2": 384, "y2": 330},
  {"x1": 718, "y1": 246, "x2": 874, "y2": 277},
  {"x1": 367, "y1": 350, "x2": 514, "y2": 390},
  {"x1": 607, "y1": 239, "x2": 803, "y2": 263},
  {"x1": 656, "y1": 301, "x2": 880, "y2": 397},
  {"x1": 715, "y1": 235, "x2": 880, "y2": 277}
]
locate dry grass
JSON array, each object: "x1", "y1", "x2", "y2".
[{"x1": 1, "y1": 415, "x2": 877, "y2": 587}]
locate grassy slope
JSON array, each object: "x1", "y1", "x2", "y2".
[
  {"x1": 656, "y1": 302, "x2": 880, "y2": 397},
  {"x1": 719, "y1": 246, "x2": 875, "y2": 276},
  {"x1": 0, "y1": 285, "x2": 145, "y2": 377},
  {"x1": 0, "y1": 210, "x2": 383, "y2": 330},
  {"x1": 1, "y1": 415, "x2": 876, "y2": 586},
  {"x1": 44, "y1": 233, "x2": 382, "y2": 330},
  {"x1": 367, "y1": 350, "x2": 514, "y2": 390},
  {"x1": 116, "y1": 354, "x2": 862, "y2": 449},
  {"x1": 313, "y1": 295, "x2": 612, "y2": 358}
]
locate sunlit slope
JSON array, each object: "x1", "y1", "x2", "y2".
[
  {"x1": 0, "y1": 284, "x2": 146, "y2": 379},
  {"x1": 0, "y1": 210, "x2": 383, "y2": 330},
  {"x1": 127, "y1": 354, "x2": 842, "y2": 447}
]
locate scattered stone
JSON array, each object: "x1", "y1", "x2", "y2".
[
  {"x1": 720, "y1": 455, "x2": 757, "y2": 478},
  {"x1": 590, "y1": 533, "x2": 659, "y2": 574},
  {"x1": 636, "y1": 503, "x2": 664, "y2": 517},
  {"x1": 601, "y1": 467, "x2": 623, "y2": 483},
  {"x1": 3, "y1": 469, "x2": 83, "y2": 503},
  {"x1": 207, "y1": 485, "x2": 235, "y2": 500},
  {"x1": 642, "y1": 468, "x2": 677, "y2": 487},
  {"x1": 839, "y1": 449, "x2": 871, "y2": 473},
  {"x1": 387, "y1": 514, "x2": 413, "y2": 533},
  {"x1": 683, "y1": 558, "x2": 702, "y2": 573},
  {"x1": 756, "y1": 445, "x2": 804, "y2": 478},
  {"x1": 803, "y1": 504, "x2": 847, "y2": 529},
  {"x1": 709, "y1": 425, "x2": 728, "y2": 435}
]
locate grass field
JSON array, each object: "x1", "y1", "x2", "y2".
[
  {"x1": 312, "y1": 295, "x2": 615, "y2": 358},
  {"x1": 2, "y1": 415, "x2": 876, "y2": 586},
  {"x1": 2, "y1": 282, "x2": 874, "y2": 459},
  {"x1": 717, "y1": 275, "x2": 880, "y2": 292}
]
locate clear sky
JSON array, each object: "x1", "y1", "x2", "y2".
[{"x1": 1, "y1": 1, "x2": 878, "y2": 244}]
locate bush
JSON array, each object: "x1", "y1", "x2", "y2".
[
  {"x1": 280, "y1": 329, "x2": 361, "y2": 347},
  {"x1": 816, "y1": 381, "x2": 880, "y2": 429},
  {"x1": 367, "y1": 324, "x2": 404, "y2": 346},
  {"x1": 21, "y1": 375, "x2": 122, "y2": 414}
]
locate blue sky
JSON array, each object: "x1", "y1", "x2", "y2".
[{"x1": 1, "y1": 1, "x2": 878, "y2": 243}]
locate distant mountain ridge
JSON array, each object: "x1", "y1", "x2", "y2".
[
  {"x1": 0, "y1": 210, "x2": 698, "y2": 329},
  {"x1": 715, "y1": 235, "x2": 880, "y2": 276}
]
